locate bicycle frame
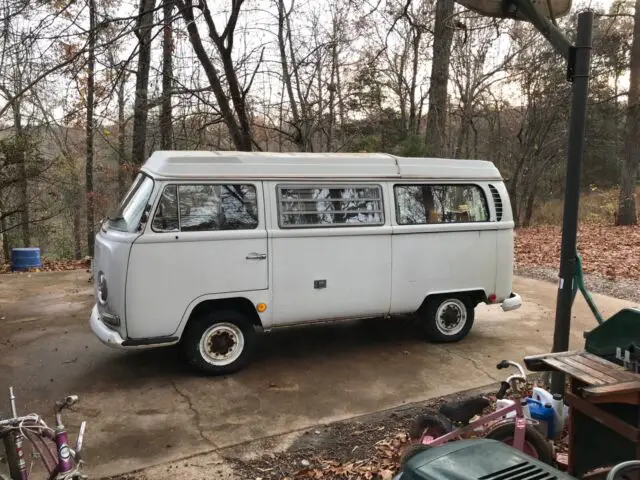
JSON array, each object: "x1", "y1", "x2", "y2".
[
  {"x1": 420, "y1": 400, "x2": 531, "y2": 451},
  {"x1": 417, "y1": 360, "x2": 540, "y2": 455},
  {"x1": 0, "y1": 387, "x2": 86, "y2": 480}
]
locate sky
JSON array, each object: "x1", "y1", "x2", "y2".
[{"x1": 0, "y1": 0, "x2": 627, "y2": 130}]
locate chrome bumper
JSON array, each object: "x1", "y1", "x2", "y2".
[
  {"x1": 501, "y1": 292, "x2": 523, "y2": 312},
  {"x1": 89, "y1": 305, "x2": 126, "y2": 348}
]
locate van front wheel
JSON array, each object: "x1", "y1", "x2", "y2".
[
  {"x1": 420, "y1": 295, "x2": 474, "y2": 342},
  {"x1": 184, "y1": 310, "x2": 255, "y2": 375}
]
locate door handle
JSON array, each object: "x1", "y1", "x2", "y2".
[{"x1": 246, "y1": 253, "x2": 267, "y2": 260}]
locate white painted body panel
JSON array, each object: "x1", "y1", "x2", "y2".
[
  {"x1": 93, "y1": 228, "x2": 138, "y2": 339},
  {"x1": 89, "y1": 151, "x2": 520, "y2": 349},
  {"x1": 389, "y1": 225, "x2": 499, "y2": 312},
  {"x1": 125, "y1": 182, "x2": 268, "y2": 339},
  {"x1": 269, "y1": 227, "x2": 392, "y2": 325}
]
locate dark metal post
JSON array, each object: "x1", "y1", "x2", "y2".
[{"x1": 550, "y1": 10, "x2": 594, "y2": 395}]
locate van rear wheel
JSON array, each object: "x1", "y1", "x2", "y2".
[
  {"x1": 184, "y1": 310, "x2": 255, "y2": 375},
  {"x1": 419, "y1": 295, "x2": 475, "y2": 342}
]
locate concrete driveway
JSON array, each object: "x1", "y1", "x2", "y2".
[{"x1": 0, "y1": 271, "x2": 635, "y2": 477}]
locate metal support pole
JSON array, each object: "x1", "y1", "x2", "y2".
[{"x1": 550, "y1": 10, "x2": 593, "y2": 395}]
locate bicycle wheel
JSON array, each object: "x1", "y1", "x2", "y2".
[
  {"x1": 484, "y1": 422, "x2": 554, "y2": 465},
  {"x1": 0, "y1": 432, "x2": 20, "y2": 480}
]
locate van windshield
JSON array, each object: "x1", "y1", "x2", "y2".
[{"x1": 107, "y1": 174, "x2": 155, "y2": 233}]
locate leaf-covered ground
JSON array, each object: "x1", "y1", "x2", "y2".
[
  {"x1": 0, "y1": 257, "x2": 91, "y2": 274},
  {"x1": 515, "y1": 224, "x2": 640, "y2": 281},
  {"x1": 228, "y1": 378, "x2": 568, "y2": 480}
]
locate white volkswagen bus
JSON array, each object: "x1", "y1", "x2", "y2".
[{"x1": 90, "y1": 151, "x2": 521, "y2": 375}]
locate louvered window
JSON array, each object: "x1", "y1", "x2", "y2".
[{"x1": 489, "y1": 184, "x2": 503, "y2": 221}]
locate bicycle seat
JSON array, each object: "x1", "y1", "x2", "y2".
[{"x1": 439, "y1": 396, "x2": 491, "y2": 425}]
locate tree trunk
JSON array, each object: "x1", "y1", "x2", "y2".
[
  {"x1": 14, "y1": 108, "x2": 29, "y2": 247},
  {"x1": 160, "y1": 0, "x2": 174, "y2": 150},
  {"x1": 425, "y1": 0, "x2": 454, "y2": 157},
  {"x1": 174, "y1": 0, "x2": 252, "y2": 151},
  {"x1": 327, "y1": 40, "x2": 337, "y2": 151},
  {"x1": 131, "y1": 0, "x2": 156, "y2": 169},
  {"x1": 276, "y1": 0, "x2": 304, "y2": 150},
  {"x1": 73, "y1": 188, "x2": 82, "y2": 260},
  {"x1": 522, "y1": 187, "x2": 537, "y2": 227},
  {"x1": 117, "y1": 72, "x2": 128, "y2": 199},
  {"x1": 408, "y1": 30, "x2": 422, "y2": 135},
  {"x1": 86, "y1": 0, "x2": 96, "y2": 256},
  {"x1": 0, "y1": 200, "x2": 9, "y2": 262},
  {"x1": 335, "y1": 48, "x2": 345, "y2": 136},
  {"x1": 617, "y1": 0, "x2": 640, "y2": 225}
]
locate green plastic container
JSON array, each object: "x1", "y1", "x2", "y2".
[
  {"x1": 584, "y1": 308, "x2": 640, "y2": 362},
  {"x1": 395, "y1": 439, "x2": 573, "y2": 480}
]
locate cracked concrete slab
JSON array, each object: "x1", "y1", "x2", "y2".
[{"x1": 0, "y1": 271, "x2": 635, "y2": 478}]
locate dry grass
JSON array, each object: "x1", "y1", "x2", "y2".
[{"x1": 531, "y1": 186, "x2": 639, "y2": 226}]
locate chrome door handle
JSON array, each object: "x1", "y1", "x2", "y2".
[{"x1": 246, "y1": 253, "x2": 267, "y2": 260}]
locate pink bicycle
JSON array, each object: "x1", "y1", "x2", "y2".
[
  {"x1": 0, "y1": 387, "x2": 87, "y2": 480},
  {"x1": 404, "y1": 359, "x2": 553, "y2": 465}
]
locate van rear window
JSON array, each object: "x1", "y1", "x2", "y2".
[
  {"x1": 152, "y1": 184, "x2": 258, "y2": 232},
  {"x1": 277, "y1": 185, "x2": 384, "y2": 228},
  {"x1": 394, "y1": 184, "x2": 489, "y2": 224}
]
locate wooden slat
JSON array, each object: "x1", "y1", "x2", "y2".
[
  {"x1": 561, "y1": 357, "x2": 620, "y2": 384},
  {"x1": 544, "y1": 358, "x2": 607, "y2": 385},
  {"x1": 581, "y1": 352, "x2": 628, "y2": 371},
  {"x1": 572, "y1": 354, "x2": 639, "y2": 382},
  {"x1": 567, "y1": 392, "x2": 640, "y2": 441},
  {"x1": 524, "y1": 350, "x2": 583, "y2": 371},
  {"x1": 583, "y1": 380, "x2": 640, "y2": 397}
]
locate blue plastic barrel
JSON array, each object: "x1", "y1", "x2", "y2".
[{"x1": 11, "y1": 248, "x2": 42, "y2": 271}]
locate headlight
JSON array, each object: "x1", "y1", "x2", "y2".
[{"x1": 97, "y1": 272, "x2": 108, "y2": 305}]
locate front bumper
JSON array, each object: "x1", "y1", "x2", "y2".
[
  {"x1": 501, "y1": 292, "x2": 522, "y2": 312},
  {"x1": 90, "y1": 305, "x2": 126, "y2": 348}
]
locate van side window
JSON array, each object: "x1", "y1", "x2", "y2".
[
  {"x1": 152, "y1": 184, "x2": 259, "y2": 232},
  {"x1": 152, "y1": 185, "x2": 179, "y2": 232},
  {"x1": 394, "y1": 184, "x2": 489, "y2": 224},
  {"x1": 277, "y1": 185, "x2": 384, "y2": 228}
]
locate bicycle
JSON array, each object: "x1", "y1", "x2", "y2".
[
  {"x1": 403, "y1": 359, "x2": 553, "y2": 465},
  {"x1": 0, "y1": 387, "x2": 87, "y2": 480}
]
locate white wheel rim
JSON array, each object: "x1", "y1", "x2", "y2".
[
  {"x1": 199, "y1": 323, "x2": 245, "y2": 366},
  {"x1": 435, "y1": 299, "x2": 467, "y2": 336}
]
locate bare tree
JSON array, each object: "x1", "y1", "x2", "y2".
[
  {"x1": 424, "y1": 0, "x2": 455, "y2": 156},
  {"x1": 86, "y1": 0, "x2": 96, "y2": 255},
  {"x1": 617, "y1": 0, "x2": 640, "y2": 225},
  {"x1": 131, "y1": 0, "x2": 156, "y2": 168},
  {"x1": 174, "y1": 0, "x2": 256, "y2": 151},
  {"x1": 160, "y1": 0, "x2": 174, "y2": 150}
]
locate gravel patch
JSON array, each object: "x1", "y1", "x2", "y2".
[{"x1": 516, "y1": 265, "x2": 640, "y2": 304}]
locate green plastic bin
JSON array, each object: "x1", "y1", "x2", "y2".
[{"x1": 584, "y1": 308, "x2": 640, "y2": 363}]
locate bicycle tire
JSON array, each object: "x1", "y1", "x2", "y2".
[
  {"x1": 1, "y1": 432, "x2": 20, "y2": 480},
  {"x1": 23, "y1": 429, "x2": 58, "y2": 474},
  {"x1": 484, "y1": 422, "x2": 554, "y2": 465}
]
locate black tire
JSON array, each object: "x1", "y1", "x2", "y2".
[
  {"x1": 400, "y1": 444, "x2": 432, "y2": 467},
  {"x1": 419, "y1": 295, "x2": 475, "y2": 342},
  {"x1": 183, "y1": 310, "x2": 256, "y2": 375},
  {"x1": 1, "y1": 432, "x2": 21, "y2": 480},
  {"x1": 484, "y1": 422, "x2": 554, "y2": 466},
  {"x1": 408, "y1": 413, "x2": 454, "y2": 440}
]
